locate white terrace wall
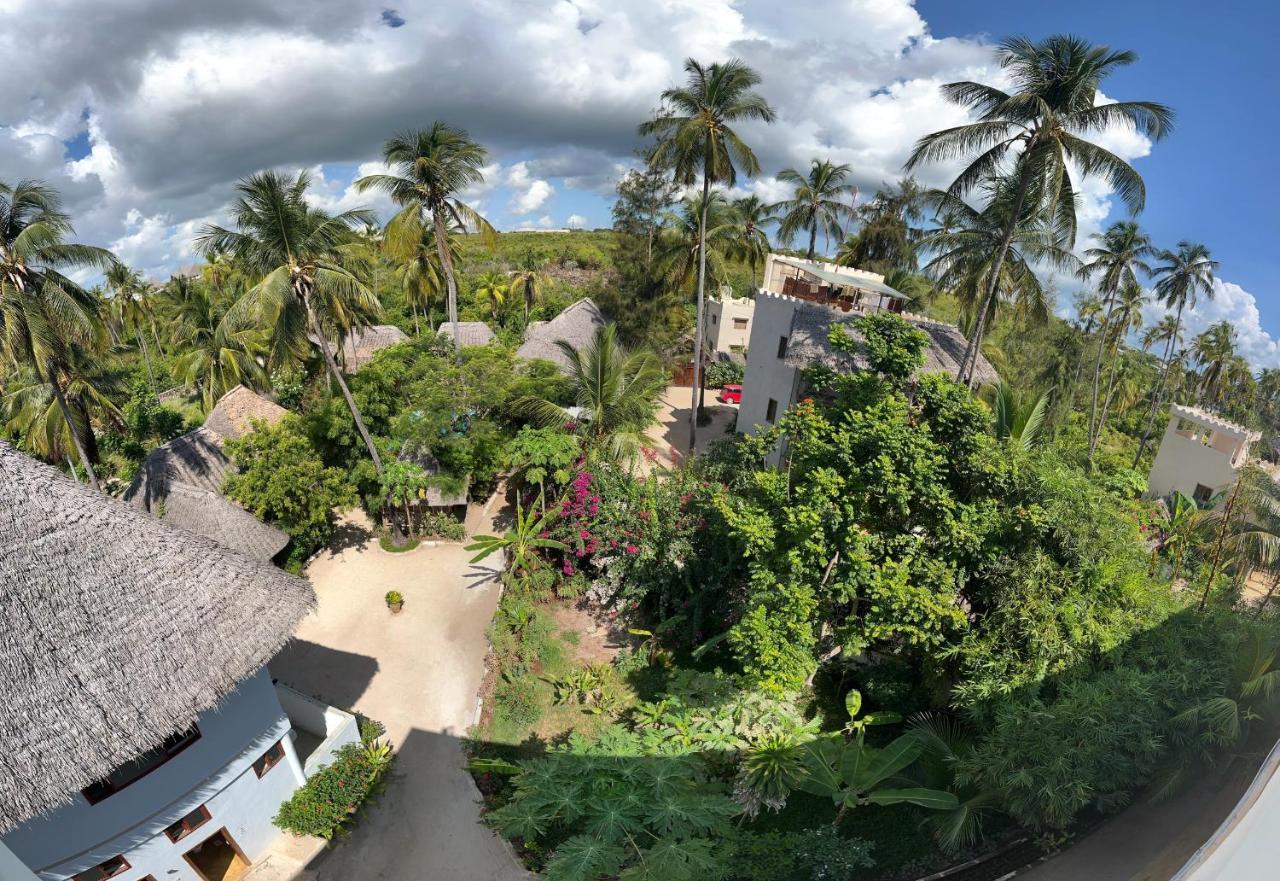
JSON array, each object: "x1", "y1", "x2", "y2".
[
  {"x1": 738, "y1": 292, "x2": 803, "y2": 466},
  {"x1": 1147, "y1": 407, "x2": 1254, "y2": 501},
  {"x1": 274, "y1": 683, "x2": 362, "y2": 777},
  {"x1": 2, "y1": 669, "x2": 304, "y2": 881}
]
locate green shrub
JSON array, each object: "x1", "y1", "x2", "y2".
[
  {"x1": 417, "y1": 511, "x2": 466, "y2": 540},
  {"x1": 724, "y1": 827, "x2": 874, "y2": 881},
  {"x1": 379, "y1": 534, "x2": 420, "y2": 553},
  {"x1": 705, "y1": 359, "x2": 744, "y2": 389},
  {"x1": 273, "y1": 743, "x2": 388, "y2": 839},
  {"x1": 495, "y1": 674, "x2": 543, "y2": 728}
]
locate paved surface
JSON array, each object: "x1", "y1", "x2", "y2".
[
  {"x1": 260, "y1": 507, "x2": 530, "y2": 881},
  {"x1": 646, "y1": 384, "x2": 738, "y2": 469},
  {"x1": 1018, "y1": 763, "x2": 1254, "y2": 881}
]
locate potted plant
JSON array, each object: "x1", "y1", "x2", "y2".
[{"x1": 385, "y1": 590, "x2": 404, "y2": 614}]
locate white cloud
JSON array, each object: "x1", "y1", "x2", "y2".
[
  {"x1": 1142, "y1": 278, "x2": 1280, "y2": 370},
  {"x1": 506, "y1": 161, "x2": 554, "y2": 214},
  {"x1": 535, "y1": 214, "x2": 554, "y2": 228},
  {"x1": 566, "y1": 213, "x2": 587, "y2": 229}
]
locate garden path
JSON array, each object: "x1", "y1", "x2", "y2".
[{"x1": 258, "y1": 506, "x2": 531, "y2": 881}]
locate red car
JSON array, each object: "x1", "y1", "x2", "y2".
[{"x1": 718, "y1": 383, "x2": 742, "y2": 404}]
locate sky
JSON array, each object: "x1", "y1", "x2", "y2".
[{"x1": 2, "y1": 0, "x2": 1276, "y2": 365}]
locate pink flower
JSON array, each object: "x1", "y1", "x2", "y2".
[
  {"x1": 562, "y1": 563, "x2": 575, "y2": 575},
  {"x1": 579, "y1": 529, "x2": 590, "y2": 539},
  {"x1": 610, "y1": 539, "x2": 618, "y2": 549},
  {"x1": 626, "y1": 544, "x2": 639, "y2": 555}
]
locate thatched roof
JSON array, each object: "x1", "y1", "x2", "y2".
[
  {"x1": 123, "y1": 387, "x2": 290, "y2": 560},
  {"x1": 783, "y1": 302, "x2": 999, "y2": 386},
  {"x1": 202, "y1": 385, "x2": 289, "y2": 441},
  {"x1": 399, "y1": 440, "x2": 470, "y2": 507},
  {"x1": 438, "y1": 321, "x2": 496, "y2": 348},
  {"x1": 0, "y1": 442, "x2": 314, "y2": 833},
  {"x1": 339, "y1": 324, "x2": 409, "y2": 371},
  {"x1": 516, "y1": 298, "x2": 607, "y2": 372}
]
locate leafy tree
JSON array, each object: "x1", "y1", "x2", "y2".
[
  {"x1": 472, "y1": 270, "x2": 509, "y2": 324},
  {"x1": 521, "y1": 324, "x2": 666, "y2": 462},
  {"x1": 356, "y1": 123, "x2": 497, "y2": 352},
  {"x1": 197, "y1": 170, "x2": 386, "y2": 474},
  {"x1": 1191, "y1": 320, "x2": 1237, "y2": 405},
  {"x1": 505, "y1": 426, "x2": 580, "y2": 499},
  {"x1": 726, "y1": 195, "x2": 776, "y2": 277},
  {"x1": 467, "y1": 493, "x2": 566, "y2": 581},
  {"x1": 164, "y1": 276, "x2": 266, "y2": 411},
  {"x1": 906, "y1": 34, "x2": 1173, "y2": 383},
  {"x1": 640, "y1": 58, "x2": 775, "y2": 449},
  {"x1": 774, "y1": 158, "x2": 858, "y2": 260},
  {"x1": 508, "y1": 250, "x2": 546, "y2": 323},
  {"x1": 487, "y1": 747, "x2": 738, "y2": 881},
  {"x1": 0, "y1": 180, "x2": 115, "y2": 487},
  {"x1": 223, "y1": 416, "x2": 357, "y2": 567},
  {"x1": 982, "y1": 380, "x2": 1051, "y2": 451},
  {"x1": 390, "y1": 221, "x2": 458, "y2": 334},
  {"x1": 837, "y1": 178, "x2": 927, "y2": 273}
]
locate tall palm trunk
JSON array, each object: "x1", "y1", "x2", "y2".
[
  {"x1": 959, "y1": 171, "x2": 1031, "y2": 385},
  {"x1": 1085, "y1": 294, "x2": 1119, "y2": 466},
  {"x1": 1089, "y1": 338, "x2": 1124, "y2": 463},
  {"x1": 1201, "y1": 474, "x2": 1244, "y2": 611},
  {"x1": 303, "y1": 296, "x2": 384, "y2": 475},
  {"x1": 48, "y1": 370, "x2": 98, "y2": 490},
  {"x1": 135, "y1": 327, "x2": 156, "y2": 392},
  {"x1": 807, "y1": 222, "x2": 817, "y2": 261},
  {"x1": 433, "y1": 210, "x2": 462, "y2": 362},
  {"x1": 411, "y1": 301, "x2": 420, "y2": 336},
  {"x1": 1133, "y1": 308, "x2": 1183, "y2": 467},
  {"x1": 1066, "y1": 315, "x2": 1098, "y2": 410},
  {"x1": 689, "y1": 170, "x2": 711, "y2": 454}
]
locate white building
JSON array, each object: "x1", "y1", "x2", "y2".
[
  {"x1": 737, "y1": 255, "x2": 997, "y2": 462},
  {"x1": 1146, "y1": 404, "x2": 1260, "y2": 502},
  {"x1": 704, "y1": 289, "x2": 755, "y2": 355},
  {"x1": 0, "y1": 442, "x2": 359, "y2": 881}
]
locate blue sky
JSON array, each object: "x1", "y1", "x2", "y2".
[{"x1": 918, "y1": 0, "x2": 1279, "y2": 330}]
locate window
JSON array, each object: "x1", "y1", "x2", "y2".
[
  {"x1": 776, "y1": 336, "x2": 788, "y2": 358},
  {"x1": 733, "y1": 317, "x2": 749, "y2": 330},
  {"x1": 253, "y1": 740, "x2": 286, "y2": 778},
  {"x1": 1193, "y1": 483, "x2": 1215, "y2": 504},
  {"x1": 82, "y1": 726, "x2": 200, "y2": 804},
  {"x1": 71, "y1": 856, "x2": 130, "y2": 881},
  {"x1": 711, "y1": 314, "x2": 718, "y2": 324},
  {"x1": 164, "y1": 804, "x2": 211, "y2": 843},
  {"x1": 765, "y1": 399, "x2": 778, "y2": 423}
]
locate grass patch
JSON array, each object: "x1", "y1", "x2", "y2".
[
  {"x1": 559, "y1": 628, "x2": 581, "y2": 646},
  {"x1": 378, "y1": 533, "x2": 420, "y2": 553}
]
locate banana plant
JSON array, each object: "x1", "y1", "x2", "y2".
[
  {"x1": 465, "y1": 491, "x2": 566, "y2": 577},
  {"x1": 800, "y1": 691, "x2": 956, "y2": 826}
]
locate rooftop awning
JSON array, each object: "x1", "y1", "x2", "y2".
[{"x1": 776, "y1": 257, "x2": 908, "y2": 300}]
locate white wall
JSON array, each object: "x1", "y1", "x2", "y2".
[
  {"x1": 0, "y1": 843, "x2": 39, "y2": 881},
  {"x1": 3, "y1": 670, "x2": 301, "y2": 881},
  {"x1": 1147, "y1": 417, "x2": 1248, "y2": 500},
  {"x1": 738, "y1": 293, "x2": 802, "y2": 465},
  {"x1": 274, "y1": 684, "x2": 361, "y2": 777},
  {"x1": 705, "y1": 296, "x2": 755, "y2": 354}
]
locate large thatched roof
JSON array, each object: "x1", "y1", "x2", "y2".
[
  {"x1": 340, "y1": 324, "x2": 409, "y2": 371},
  {"x1": 783, "y1": 302, "x2": 999, "y2": 386},
  {"x1": 0, "y1": 442, "x2": 315, "y2": 833},
  {"x1": 438, "y1": 321, "x2": 496, "y2": 348},
  {"x1": 516, "y1": 298, "x2": 607, "y2": 372},
  {"x1": 124, "y1": 387, "x2": 290, "y2": 560}
]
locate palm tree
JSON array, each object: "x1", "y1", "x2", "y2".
[
  {"x1": 391, "y1": 221, "x2": 457, "y2": 335},
  {"x1": 4, "y1": 345, "x2": 126, "y2": 470},
  {"x1": 520, "y1": 323, "x2": 667, "y2": 461},
  {"x1": 1192, "y1": 321, "x2": 1237, "y2": 405},
  {"x1": 196, "y1": 170, "x2": 385, "y2": 474},
  {"x1": 653, "y1": 191, "x2": 736, "y2": 293},
  {"x1": 508, "y1": 250, "x2": 546, "y2": 323},
  {"x1": 1133, "y1": 242, "x2": 1219, "y2": 465},
  {"x1": 774, "y1": 158, "x2": 858, "y2": 260},
  {"x1": 639, "y1": 57, "x2": 776, "y2": 450},
  {"x1": 1142, "y1": 313, "x2": 1182, "y2": 354},
  {"x1": 838, "y1": 178, "x2": 927, "y2": 273},
  {"x1": 355, "y1": 123, "x2": 497, "y2": 355},
  {"x1": 1080, "y1": 221, "x2": 1156, "y2": 461},
  {"x1": 918, "y1": 183, "x2": 1078, "y2": 336},
  {"x1": 906, "y1": 34, "x2": 1173, "y2": 384},
  {"x1": 983, "y1": 381, "x2": 1052, "y2": 450},
  {"x1": 167, "y1": 278, "x2": 266, "y2": 411},
  {"x1": 1089, "y1": 278, "x2": 1149, "y2": 463},
  {"x1": 106, "y1": 263, "x2": 159, "y2": 392},
  {"x1": 727, "y1": 195, "x2": 777, "y2": 277},
  {"x1": 472, "y1": 271, "x2": 509, "y2": 324},
  {"x1": 0, "y1": 180, "x2": 115, "y2": 487}
]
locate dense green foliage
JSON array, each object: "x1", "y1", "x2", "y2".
[{"x1": 273, "y1": 739, "x2": 392, "y2": 839}]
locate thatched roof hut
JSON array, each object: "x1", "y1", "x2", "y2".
[
  {"x1": 438, "y1": 321, "x2": 496, "y2": 348},
  {"x1": 516, "y1": 298, "x2": 607, "y2": 373},
  {"x1": 0, "y1": 441, "x2": 314, "y2": 833},
  {"x1": 783, "y1": 302, "x2": 1000, "y2": 386},
  {"x1": 124, "y1": 387, "x2": 290, "y2": 560},
  {"x1": 339, "y1": 325, "x2": 409, "y2": 371}
]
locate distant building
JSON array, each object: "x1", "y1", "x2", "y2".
[
  {"x1": 516, "y1": 298, "x2": 608, "y2": 373},
  {"x1": 705, "y1": 288, "x2": 755, "y2": 355},
  {"x1": 437, "y1": 320, "x2": 496, "y2": 348},
  {"x1": 737, "y1": 254, "x2": 997, "y2": 463},
  {"x1": 0, "y1": 442, "x2": 359, "y2": 881},
  {"x1": 1146, "y1": 403, "x2": 1260, "y2": 502},
  {"x1": 124, "y1": 386, "x2": 291, "y2": 560}
]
